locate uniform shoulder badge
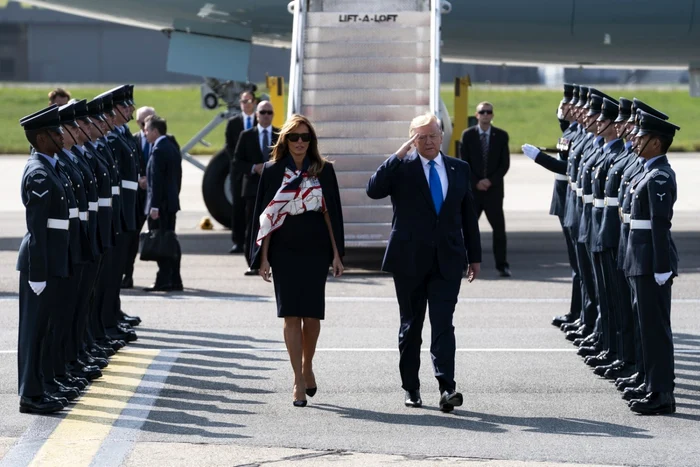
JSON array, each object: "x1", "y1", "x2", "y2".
[
  {"x1": 27, "y1": 168, "x2": 48, "y2": 179},
  {"x1": 650, "y1": 169, "x2": 670, "y2": 178}
]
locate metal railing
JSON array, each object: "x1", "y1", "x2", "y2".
[{"x1": 287, "y1": 0, "x2": 307, "y2": 118}]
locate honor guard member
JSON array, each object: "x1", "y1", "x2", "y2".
[
  {"x1": 622, "y1": 111, "x2": 680, "y2": 415},
  {"x1": 521, "y1": 84, "x2": 583, "y2": 329},
  {"x1": 16, "y1": 107, "x2": 71, "y2": 414},
  {"x1": 586, "y1": 98, "x2": 625, "y2": 369}
]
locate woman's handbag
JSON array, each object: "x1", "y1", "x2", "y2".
[{"x1": 139, "y1": 229, "x2": 178, "y2": 262}]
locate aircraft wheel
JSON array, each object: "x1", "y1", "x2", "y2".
[{"x1": 202, "y1": 149, "x2": 233, "y2": 228}]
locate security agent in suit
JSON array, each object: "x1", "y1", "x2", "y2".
[
  {"x1": 459, "y1": 101, "x2": 510, "y2": 276},
  {"x1": 16, "y1": 107, "x2": 71, "y2": 414},
  {"x1": 521, "y1": 84, "x2": 583, "y2": 328},
  {"x1": 144, "y1": 116, "x2": 183, "y2": 291},
  {"x1": 232, "y1": 100, "x2": 279, "y2": 272},
  {"x1": 622, "y1": 111, "x2": 680, "y2": 415},
  {"x1": 367, "y1": 113, "x2": 482, "y2": 412},
  {"x1": 227, "y1": 91, "x2": 257, "y2": 253}
]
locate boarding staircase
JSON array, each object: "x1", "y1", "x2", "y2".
[{"x1": 288, "y1": 0, "x2": 444, "y2": 247}]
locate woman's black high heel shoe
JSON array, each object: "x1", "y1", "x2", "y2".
[
  {"x1": 293, "y1": 399, "x2": 307, "y2": 407},
  {"x1": 305, "y1": 387, "x2": 317, "y2": 397}
]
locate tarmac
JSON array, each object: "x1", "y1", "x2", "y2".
[{"x1": 0, "y1": 153, "x2": 698, "y2": 467}]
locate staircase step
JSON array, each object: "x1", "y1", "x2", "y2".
[
  {"x1": 303, "y1": 73, "x2": 430, "y2": 90},
  {"x1": 304, "y1": 57, "x2": 430, "y2": 74},
  {"x1": 328, "y1": 154, "x2": 391, "y2": 171},
  {"x1": 306, "y1": 26, "x2": 430, "y2": 43},
  {"x1": 307, "y1": 12, "x2": 430, "y2": 28},
  {"x1": 342, "y1": 205, "x2": 393, "y2": 224},
  {"x1": 319, "y1": 137, "x2": 405, "y2": 155},
  {"x1": 303, "y1": 104, "x2": 428, "y2": 122},
  {"x1": 310, "y1": 0, "x2": 429, "y2": 13},
  {"x1": 303, "y1": 89, "x2": 429, "y2": 106},
  {"x1": 343, "y1": 222, "x2": 392, "y2": 244},
  {"x1": 305, "y1": 41, "x2": 430, "y2": 59},
  {"x1": 341, "y1": 188, "x2": 391, "y2": 206},
  {"x1": 315, "y1": 121, "x2": 409, "y2": 139},
  {"x1": 335, "y1": 170, "x2": 376, "y2": 189}
]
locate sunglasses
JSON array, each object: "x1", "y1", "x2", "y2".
[
  {"x1": 478, "y1": 110, "x2": 493, "y2": 115},
  {"x1": 241, "y1": 99, "x2": 253, "y2": 104},
  {"x1": 287, "y1": 132, "x2": 311, "y2": 142},
  {"x1": 258, "y1": 110, "x2": 273, "y2": 115}
]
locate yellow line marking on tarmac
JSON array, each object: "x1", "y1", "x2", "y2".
[{"x1": 29, "y1": 349, "x2": 160, "y2": 467}]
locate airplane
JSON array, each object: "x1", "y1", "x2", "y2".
[{"x1": 15, "y1": 0, "x2": 700, "y2": 246}]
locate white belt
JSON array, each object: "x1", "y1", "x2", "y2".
[
  {"x1": 98, "y1": 197, "x2": 112, "y2": 207},
  {"x1": 576, "y1": 188, "x2": 583, "y2": 197},
  {"x1": 583, "y1": 194, "x2": 594, "y2": 204},
  {"x1": 79, "y1": 211, "x2": 88, "y2": 222},
  {"x1": 88, "y1": 201, "x2": 98, "y2": 212},
  {"x1": 593, "y1": 198, "x2": 605, "y2": 208},
  {"x1": 112, "y1": 186, "x2": 120, "y2": 195},
  {"x1": 47, "y1": 218, "x2": 69, "y2": 230},
  {"x1": 122, "y1": 180, "x2": 138, "y2": 191},
  {"x1": 630, "y1": 219, "x2": 652, "y2": 230},
  {"x1": 555, "y1": 174, "x2": 568, "y2": 181},
  {"x1": 570, "y1": 182, "x2": 577, "y2": 191},
  {"x1": 622, "y1": 213, "x2": 631, "y2": 224},
  {"x1": 69, "y1": 208, "x2": 79, "y2": 219},
  {"x1": 605, "y1": 197, "x2": 619, "y2": 207}
]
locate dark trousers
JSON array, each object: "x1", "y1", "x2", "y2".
[
  {"x1": 244, "y1": 196, "x2": 256, "y2": 265},
  {"x1": 474, "y1": 192, "x2": 508, "y2": 270},
  {"x1": 592, "y1": 251, "x2": 614, "y2": 352},
  {"x1": 71, "y1": 256, "x2": 101, "y2": 362},
  {"x1": 18, "y1": 273, "x2": 64, "y2": 398},
  {"x1": 572, "y1": 237, "x2": 598, "y2": 329},
  {"x1": 600, "y1": 249, "x2": 635, "y2": 363},
  {"x1": 627, "y1": 276, "x2": 645, "y2": 373},
  {"x1": 631, "y1": 275, "x2": 675, "y2": 393},
  {"x1": 92, "y1": 246, "x2": 114, "y2": 342},
  {"x1": 393, "y1": 258, "x2": 462, "y2": 393},
  {"x1": 102, "y1": 233, "x2": 128, "y2": 330},
  {"x1": 148, "y1": 212, "x2": 181, "y2": 286},
  {"x1": 559, "y1": 216, "x2": 581, "y2": 319},
  {"x1": 230, "y1": 167, "x2": 246, "y2": 246},
  {"x1": 123, "y1": 214, "x2": 146, "y2": 280}
]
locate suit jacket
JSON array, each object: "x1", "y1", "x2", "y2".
[
  {"x1": 146, "y1": 136, "x2": 182, "y2": 214},
  {"x1": 367, "y1": 153, "x2": 482, "y2": 279},
  {"x1": 232, "y1": 126, "x2": 280, "y2": 198},
  {"x1": 249, "y1": 157, "x2": 345, "y2": 269},
  {"x1": 623, "y1": 156, "x2": 678, "y2": 277},
  {"x1": 225, "y1": 113, "x2": 257, "y2": 160},
  {"x1": 16, "y1": 153, "x2": 71, "y2": 281},
  {"x1": 459, "y1": 125, "x2": 510, "y2": 198}
]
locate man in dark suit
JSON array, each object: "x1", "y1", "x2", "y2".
[
  {"x1": 232, "y1": 100, "x2": 279, "y2": 274},
  {"x1": 226, "y1": 91, "x2": 257, "y2": 254},
  {"x1": 460, "y1": 102, "x2": 511, "y2": 276},
  {"x1": 367, "y1": 113, "x2": 482, "y2": 413},
  {"x1": 144, "y1": 116, "x2": 183, "y2": 292}
]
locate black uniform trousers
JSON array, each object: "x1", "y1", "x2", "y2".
[
  {"x1": 631, "y1": 276, "x2": 675, "y2": 393},
  {"x1": 92, "y1": 247, "x2": 114, "y2": 342},
  {"x1": 124, "y1": 192, "x2": 147, "y2": 280},
  {"x1": 18, "y1": 273, "x2": 66, "y2": 398},
  {"x1": 559, "y1": 216, "x2": 582, "y2": 319},
  {"x1": 102, "y1": 233, "x2": 128, "y2": 331},
  {"x1": 71, "y1": 256, "x2": 102, "y2": 362},
  {"x1": 571, "y1": 236, "x2": 598, "y2": 329},
  {"x1": 473, "y1": 191, "x2": 508, "y2": 270},
  {"x1": 627, "y1": 276, "x2": 646, "y2": 374},
  {"x1": 600, "y1": 249, "x2": 635, "y2": 363},
  {"x1": 148, "y1": 212, "x2": 182, "y2": 286},
  {"x1": 393, "y1": 254, "x2": 462, "y2": 393},
  {"x1": 591, "y1": 251, "x2": 613, "y2": 352},
  {"x1": 230, "y1": 167, "x2": 246, "y2": 246}
]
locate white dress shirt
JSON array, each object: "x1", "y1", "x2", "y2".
[{"x1": 418, "y1": 152, "x2": 448, "y2": 200}]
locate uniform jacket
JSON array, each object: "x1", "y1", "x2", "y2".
[
  {"x1": 459, "y1": 125, "x2": 510, "y2": 198},
  {"x1": 85, "y1": 142, "x2": 116, "y2": 251},
  {"x1": 562, "y1": 129, "x2": 592, "y2": 232},
  {"x1": 16, "y1": 153, "x2": 71, "y2": 281},
  {"x1": 623, "y1": 155, "x2": 678, "y2": 277},
  {"x1": 107, "y1": 130, "x2": 138, "y2": 232},
  {"x1": 367, "y1": 153, "x2": 482, "y2": 278},
  {"x1": 56, "y1": 150, "x2": 92, "y2": 264},
  {"x1": 146, "y1": 136, "x2": 182, "y2": 214},
  {"x1": 617, "y1": 156, "x2": 645, "y2": 269},
  {"x1": 71, "y1": 146, "x2": 100, "y2": 259},
  {"x1": 96, "y1": 138, "x2": 122, "y2": 237},
  {"x1": 533, "y1": 121, "x2": 579, "y2": 217},
  {"x1": 589, "y1": 139, "x2": 625, "y2": 252},
  {"x1": 232, "y1": 126, "x2": 280, "y2": 198}
]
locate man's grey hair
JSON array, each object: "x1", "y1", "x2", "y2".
[
  {"x1": 409, "y1": 113, "x2": 442, "y2": 136},
  {"x1": 136, "y1": 106, "x2": 156, "y2": 121}
]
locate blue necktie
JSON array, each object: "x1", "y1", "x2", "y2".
[
  {"x1": 428, "y1": 160, "x2": 443, "y2": 214},
  {"x1": 246, "y1": 116, "x2": 252, "y2": 130}
]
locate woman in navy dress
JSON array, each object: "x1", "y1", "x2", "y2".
[{"x1": 250, "y1": 114, "x2": 345, "y2": 407}]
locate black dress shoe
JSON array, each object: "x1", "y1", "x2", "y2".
[
  {"x1": 573, "y1": 332, "x2": 599, "y2": 348},
  {"x1": 439, "y1": 390, "x2": 463, "y2": 413},
  {"x1": 120, "y1": 276, "x2": 133, "y2": 289},
  {"x1": 630, "y1": 392, "x2": 676, "y2": 415},
  {"x1": 143, "y1": 283, "x2": 173, "y2": 292},
  {"x1": 44, "y1": 391, "x2": 69, "y2": 407},
  {"x1": 69, "y1": 360, "x2": 102, "y2": 380},
  {"x1": 244, "y1": 268, "x2": 259, "y2": 276},
  {"x1": 565, "y1": 325, "x2": 592, "y2": 342},
  {"x1": 561, "y1": 320, "x2": 581, "y2": 332},
  {"x1": 616, "y1": 372, "x2": 644, "y2": 390},
  {"x1": 593, "y1": 359, "x2": 624, "y2": 377},
  {"x1": 605, "y1": 363, "x2": 636, "y2": 380},
  {"x1": 19, "y1": 395, "x2": 64, "y2": 414},
  {"x1": 497, "y1": 267, "x2": 512, "y2": 277},
  {"x1": 623, "y1": 384, "x2": 649, "y2": 401},
  {"x1": 46, "y1": 382, "x2": 80, "y2": 402},
  {"x1": 585, "y1": 352, "x2": 617, "y2": 367},
  {"x1": 229, "y1": 244, "x2": 244, "y2": 254},
  {"x1": 170, "y1": 283, "x2": 184, "y2": 291},
  {"x1": 552, "y1": 313, "x2": 578, "y2": 327},
  {"x1": 121, "y1": 312, "x2": 141, "y2": 327},
  {"x1": 59, "y1": 374, "x2": 87, "y2": 391},
  {"x1": 405, "y1": 390, "x2": 422, "y2": 408},
  {"x1": 577, "y1": 345, "x2": 602, "y2": 357}
]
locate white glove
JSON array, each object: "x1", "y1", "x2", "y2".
[
  {"x1": 29, "y1": 281, "x2": 46, "y2": 296},
  {"x1": 654, "y1": 272, "x2": 672, "y2": 286},
  {"x1": 521, "y1": 144, "x2": 540, "y2": 161}
]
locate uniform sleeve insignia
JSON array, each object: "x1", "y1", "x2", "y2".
[
  {"x1": 655, "y1": 180, "x2": 667, "y2": 185},
  {"x1": 650, "y1": 169, "x2": 670, "y2": 178},
  {"x1": 27, "y1": 169, "x2": 48, "y2": 178},
  {"x1": 656, "y1": 192, "x2": 667, "y2": 201},
  {"x1": 31, "y1": 190, "x2": 49, "y2": 198}
]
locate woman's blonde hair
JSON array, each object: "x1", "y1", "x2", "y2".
[{"x1": 270, "y1": 114, "x2": 326, "y2": 176}]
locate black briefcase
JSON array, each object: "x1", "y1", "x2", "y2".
[{"x1": 139, "y1": 229, "x2": 178, "y2": 262}]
